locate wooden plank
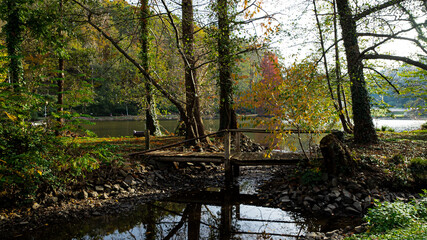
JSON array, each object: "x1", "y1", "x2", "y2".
[
  {"x1": 227, "y1": 128, "x2": 333, "y2": 134},
  {"x1": 231, "y1": 159, "x2": 300, "y2": 166},
  {"x1": 150, "y1": 156, "x2": 223, "y2": 163}
]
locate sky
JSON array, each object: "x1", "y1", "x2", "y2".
[{"x1": 126, "y1": 0, "x2": 424, "y2": 66}]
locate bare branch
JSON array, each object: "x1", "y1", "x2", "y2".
[
  {"x1": 359, "y1": 26, "x2": 427, "y2": 56},
  {"x1": 354, "y1": 0, "x2": 406, "y2": 21},
  {"x1": 363, "y1": 54, "x2": 427, "y2": 70},
  {"x1": 365, "y1": 66, "x2": 400, "y2": 94}
]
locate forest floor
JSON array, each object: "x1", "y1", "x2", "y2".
[{"x1": 0, "y1": 130, "x2": 426, "y2": 239}]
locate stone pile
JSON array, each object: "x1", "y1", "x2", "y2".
[{"x1": 263, "y1": 173, "x2": 416, "y2": 218}]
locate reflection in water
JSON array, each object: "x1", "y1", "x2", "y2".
[{"x1": 20, "y1": 187, "x2": 318, "y2": 240}]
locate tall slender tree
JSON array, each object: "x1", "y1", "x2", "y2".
[
  {"x1": 57, "y1": 0, "x2": 65, "y2": 132},
  {"x1": 140, "y1": 0, "x2": 161, "y2": 136},
  {"x1": 3, "y1": 0, "x2": 25, "y2": 90},
  {"x1": 217, "y1": 0, "x2": 237, "y2": 130}
]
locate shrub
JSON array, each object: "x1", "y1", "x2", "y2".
[
  {"x1": 346, "y1": 192, "x2": 427, "y2": 240},
  {"x1": 0, "y1": 120, "x2": 122, "y2": 202},
  {"x1": 365, "y1": 200, "x2": 418, "y2": 233},
  {"x1": 300, "y1": 168, "x2": 322, "y2": 185},
  {"x1": 410, "y1": 158, "x2": 427, "y2": 186}
]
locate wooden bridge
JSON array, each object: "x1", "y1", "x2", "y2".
[{"x1": 130, "y1": 128, "x2": 327, "y2": 183}]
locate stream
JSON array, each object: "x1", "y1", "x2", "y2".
[{"x1": 15, "y1": 168, "x2": 358, "y2": 240}]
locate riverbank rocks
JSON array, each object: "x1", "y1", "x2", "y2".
[{"x1": 261, "y1": 170, "x2": 419, "y2": 219}]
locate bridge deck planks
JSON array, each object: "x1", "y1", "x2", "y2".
[{"x1": 140, "y1": 150, "x2": 321, "y2": 166}]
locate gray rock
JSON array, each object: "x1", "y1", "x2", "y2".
[
  {"x1": 316, "y1": 195, "x2": 325, "y2": 201},
  {"x1": 354, "y1": 225, "x2": 365, "y2": 233},
  {"x1": 79, "y1": 190, "x2": 88, "y2": 199},
  {"x1": 324, "y1": 207, "x2": 334, "y2": 215},
  {"x1": 347, "y1": 182, "x2": 362, "y2": 191},
  {"x1": 100, "y1": 193, "x2": 109, "y2": 199},
  {"x1": 304, "y1": 196, "x2": 316, "y2": 202},
  {"x1": 313, "y1": 186, "x2": 321, "y2": 193},
  {"x1": 95, "y1": 186, "x2": 104, "y2": 192},
  {"x1": 327, "y1": 204, "x2": 337, "y2": 210},
  {"x1": 113, "y1": 184, "x2": 121, "y2": 191},
  {"x1": 291, "y1": 192, "x2": 297, "y2": 199},
  {"x1": 124, "y1": 175, "x2": 134, "y2": 186},
  {"x1": 342, "y1": 189, "x2": 352, "y2": 199},
  {"x1": 119, "y1": 169, "x2": 127, "y2": 177},
  {"x1": 331, "y1": 178, "x2": 338, "y2": 187},
  {"x1": 326, "y1": 230, "x2": 339, "y2": 236},
  {"x1": 312, "y1": 204, "x2": 321, "y2": 211},
  {"x1": 90, "y1": 191, "x2": 99, "y2": 198},
  {"x1": 280, "y1": 196, "x2": 292, "y2": 203},
  {"x1": 345, "y1": 206, "x2": 360, "y2": 214},
  {"x1": 305, "y1": 232, "x2": 321, "y2": 239},
  {"x1": 353, "y1": 201, "x2": 363, "y2": 212}
]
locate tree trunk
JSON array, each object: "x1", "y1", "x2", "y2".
[
  {"x1": 140, "y1": 0, "x2": 161, "y2": 136},
  {"x1": 313, "y1": 0, "x2": 352, "y2": 134},
  {"x1": 333, "y1": 0, "x2": 352, "y2": 133},
  {"x1": 336, "y1": 0, "x2": 378, "y2": 144},
  {"x1": 217, "y1": 0, "x2": 237, "y2": 130},
  {"x1": 5, "y1": 0, "x2": 24, "y2": 90},
  {"x1": 182, "y1": 0, "x2": 205, "y2": 141},
  {"x1": 57, "y1": 0, "x2": 65, "y2": 134},
  {"x1": 182, "y1": 0, "x2": 197, "y2": 141}
]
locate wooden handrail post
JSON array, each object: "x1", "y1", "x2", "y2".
[
  {"x1": 224, "y1": 130, "x2": 232, "y2": 184},
  {"x1": 233, "y1": 131, "x2": 240, "y2": 177},
  {"x1": 145, "y1": 129, "x2": 150, "y2": 150},
  {"x1": 235, "y1": 132, "x2": 241, "y2": 153}
]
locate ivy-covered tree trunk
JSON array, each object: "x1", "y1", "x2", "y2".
[
  {"x1": 140, "y1": 0, "x2": 161, "y2": 136},
  {"x1": 336, "y1": 0, "x2": 378, "y2": 144},
  {"x1": 217, "y1": 0, "x2": 237, "y2": 130},
  {"x1": 4, "y1": 0, "x2": 24, "y2": 90}
]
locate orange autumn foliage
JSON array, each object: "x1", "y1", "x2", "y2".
[{"x1": 238, "y1": 52, "x2": 336, "y2": 150}]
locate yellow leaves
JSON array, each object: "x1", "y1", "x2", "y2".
[{"x1": 4, "y1": 111, "x2": 17, "y2": 122}]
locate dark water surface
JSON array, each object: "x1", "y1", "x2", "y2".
[{"x1": 17, "y1": 178, "x2": 355, "y2": 240}]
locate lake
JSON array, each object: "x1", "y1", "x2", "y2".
[{"x1": 86, "y1": 118, "x2": 425, "y2": 138}]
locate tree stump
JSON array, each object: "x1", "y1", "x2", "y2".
[{"x1": 320, "y1": 133, "x2": 355, "y2": 175}]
